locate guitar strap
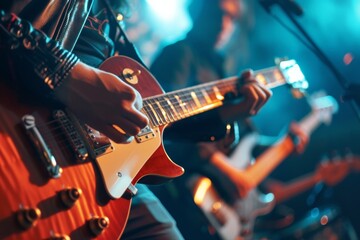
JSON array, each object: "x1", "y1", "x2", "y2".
[{"x1": 102, "y1": 0, "x2": 149, "y2": 69}]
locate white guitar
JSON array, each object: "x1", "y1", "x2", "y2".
[{"x1": 191, "y1": 93, "x2": 338, "y2": 240}]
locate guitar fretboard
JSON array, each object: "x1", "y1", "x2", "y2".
[{"x1": 142, "y1": 67, "x2": 286, "y2": 127}]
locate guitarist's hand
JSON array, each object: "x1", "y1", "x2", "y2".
[
  {"x1": 54, "y1": 62, "x2": 149, "y2": 143},
  {"x1": 210, "y1": 151, "x2": 253, "y2": 198},
  {"x1": 289, "y1": 122, "x2": 309, "y2": 154},
  {"x1": 219, "y1": 70, "x2": 272, "y2": 122}
]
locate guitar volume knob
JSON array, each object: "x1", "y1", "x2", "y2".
[
  {"x1": 16, "y1": 207, "x2": 41, "y2": 229},
  {"x1": 88, "y1": 216, "x2": 110, "y2": 236},
  {"x1": 59, "y1": 187, "x2": 82, "y2": 208}
]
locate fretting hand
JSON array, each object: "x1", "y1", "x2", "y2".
[
  {"x1": 219, "y1": 69, "x2": 272, "y2": 122},
  {"x1": 289, "y1": 122, "x2": 309, "y2": 154}
]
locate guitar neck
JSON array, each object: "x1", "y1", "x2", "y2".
[
  {"x1": 244, "y1": 136, "x2": 295, "y2": 188},
  {"x1": 142, "y1": 67, "x2": 286, "y2": 127},
  {"x1": 298, "y1": 110, "x2": 324, "y2": 136},
  {"x1": 243, "y1": 110, "x2": 325, "y2": 188}
]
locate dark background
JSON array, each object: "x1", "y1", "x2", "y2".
[{"x1": 126, "y1": 0, "x2": 360, "y2": 237}]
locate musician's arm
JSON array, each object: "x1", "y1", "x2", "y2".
[
  {"x1": 210, "y1": 150, "x2": 253, "y2": 198},
  {"x1": 0, "y1": 11, "x2": 148, "y2": 143},
  {"x1": 253, "y1": 122, "x2": 309, "y2": 157}
]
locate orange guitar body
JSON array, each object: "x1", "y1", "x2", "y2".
[{"x1": 0, "y1": 56, "x2": 184, "y2": 240}]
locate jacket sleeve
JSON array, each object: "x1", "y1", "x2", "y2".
[
  {"x1": 18, "y1": 0, "x2": 93, "y2": 51},
  {"x1": 0, "y1": 0, "x2": 90, "y2": 99}
]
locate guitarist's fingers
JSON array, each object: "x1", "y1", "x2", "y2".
[
  {"x1": 112, "y1": 116, "x2": 146, "y2": 137},
  {"x1": 98, "y1": 124, "x2": 134, "y2": 143},
  {"x1": 119, "y1": 89, "x2": 149, "y2": 129},
  {"x1": 249, "y1": 82, "x2": 271, "y2": 114},
  {"x1": 84, "y1": 116, "x2": 137, "y2": 143},
  {"x1": 289, "y1": 122, "x2": 309, "y2": 154},
  {"x1": 239, "y1": 82, "x2": 271, "y2": 115},
  {"x1": 119, "y1": 105, "x2": 149, "y2": 133},
  {"x1": 238, "y1": 70, "x2": 272, "y2": 115},
  {"x1": 239, "y1": 84, "x2": 258, "y2": 115}
]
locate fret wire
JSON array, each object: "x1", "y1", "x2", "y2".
[
  {"x1": 147, "y1": 99, "x2": 161, "y2": 126},
  {"x1": 142, "y1": 102, "x2": 157, "y2": 127},
  {"x1": 183, "y1": 91, "x2": 195, "y2": 114},
  {"x1": 151, "y1": 98, "x2": 166, "y2": 125},
  {"x1": 148, "y1": 106, "x2": 160, "y2": 126},
  {"x1": 169, "y1": 94, "x2": 183, "y2": 120},
  {"x1": 155, "y1": 96, "x2": 172, "y2": 124},
  {"x1": 176, "y1": 92, "x2": 192, "y2": 118},
  {"x1": 156, "y1": 96, "x2": 172, "y2": 124},
  {"x1": 152, "y1": 97, "x2": 165, "y2": 124},
  {"x1": 164, "y1": 97, "x2": 178, "y2": 122},
  {"x1": 161, "y1": 97, "x2": 173, "y2": 122},
  {"x1": 193, "y1": 89, "x2": 205, "y2": 107},
  {"x1": 145, "y1": 101, "x2": 159, "y2": 126},
  {"x1": 167, "y1": 96, "x2": 179, "y2": 122}
]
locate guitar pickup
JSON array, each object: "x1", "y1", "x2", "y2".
[
  {"x1": 53, "y1": 110, "x2": 89, "y2": 161},
  {"x1": 54, "y1": 109, "x2": 113, "y2": 160}
]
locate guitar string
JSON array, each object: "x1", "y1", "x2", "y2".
[{"x1": 27, "y1": 120, "x2": 87, "y2": 147}]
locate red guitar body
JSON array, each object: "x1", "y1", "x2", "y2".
[{"x1": 0, "y1": 56, "x2": 184, "y2": 239}]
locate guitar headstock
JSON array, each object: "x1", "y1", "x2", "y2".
[
  {"x1": 316, "y1": 154, "x2": 360, "y2": 186},
  {"x1": 276, "y1": 58, "x2": 309, "y2": 98},
  {"x1": 316, "y1": 159, "x2": 350, "y2": 186},
  {"x1": 346, "y1": 154, "x2": 360, "y2": 172},
  {"x1": 308, "y1": 91, "x2": 339, "y2": 125}
]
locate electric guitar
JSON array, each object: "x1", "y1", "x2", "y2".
[{"x1": 191, "y1": 92, "x2": 338, "y2": 240}]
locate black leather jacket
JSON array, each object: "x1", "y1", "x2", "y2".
[{"x1": 17, "y1": 0, "x2": 93, "y2": 51}]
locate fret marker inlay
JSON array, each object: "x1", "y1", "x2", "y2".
[
  {"x1": 201, "y1": 89, "x2": 212, "y2": 104},
  {"x1": 213, "y1": 86, "x2": 224, "y2": 101},
  {"x1": 191, "y1": 91, "x2": 202, "y2": 108},
  {"x1": 175, "y1": 95, "x2": 188, "y2": 114}
]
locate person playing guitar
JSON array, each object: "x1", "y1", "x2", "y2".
[{"x1": 0, "y1": 1, "x2": 272, "y2": 239}]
